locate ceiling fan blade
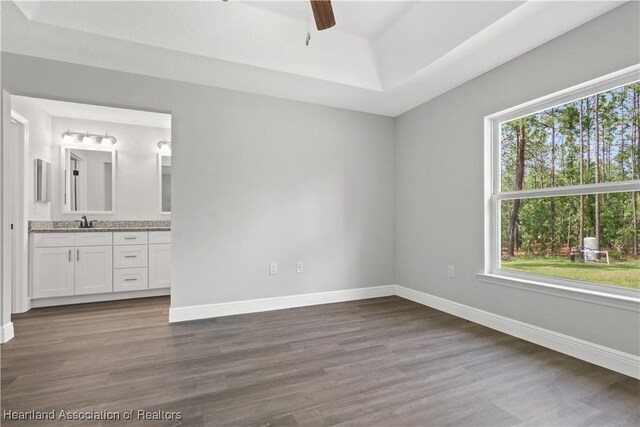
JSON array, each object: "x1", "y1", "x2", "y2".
[{"x1": 310, "y1": 0, "x2": 336, "y2": 31}]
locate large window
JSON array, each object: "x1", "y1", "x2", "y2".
[{"x1": 486, "y1": 68, "x2": 640, "y2": 293}]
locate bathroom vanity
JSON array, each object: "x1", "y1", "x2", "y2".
[{"x1": 29, "y1": 222, "x2": 171, "y2": 307}]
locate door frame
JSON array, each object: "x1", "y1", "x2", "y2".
[
  {"x1": 1, "y1": 90, "x2": 15, "y2": 343},
  {"x1": 9, "y1": 111, "x2": 31, "y2": 314}
]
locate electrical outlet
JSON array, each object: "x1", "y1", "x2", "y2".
[
  {"x1": 296, "y1": 261, "x2": 304, "y2": 273},
  {"x1": 269, "y1": 263, "x2": 278, "y2": 275},
  {"x1": 448, "y1": 265, "x2": 455, "y2": 278}
]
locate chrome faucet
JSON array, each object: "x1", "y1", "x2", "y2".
[{"x1": 80, "y1": 215, "x2": 90, "y2": 228}]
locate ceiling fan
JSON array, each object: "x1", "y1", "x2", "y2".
[
  {"x1": 309, "y1": 0, "x2": 336, "y2": 31},
  {"x1": 221, "y1": 0, "x2": 335, "y2": 31}
]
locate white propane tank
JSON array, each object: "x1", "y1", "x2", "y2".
[{"x1": 584, "y1": 237, "x2": 598, "y2": 261}]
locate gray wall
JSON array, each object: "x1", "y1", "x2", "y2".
[
  {"x1": 1, "y1": 53, "x2": 395, "y2": 313},
  {"x1": 11, "y1": 96, "x2": 52, "y2": 220},
  {"x1": 395, "y1": 2, "x2": 640, "y2": 355}
]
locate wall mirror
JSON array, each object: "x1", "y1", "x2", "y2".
[
  {"x1": 62, "y1": 147, "x2": 116, "y2": 213},
  {"x1": 159, "y1": 154, "x2": 171, "y2": 214},
  {"x1": 35, "y1": 158, "x2": 50, "y2": 202}
]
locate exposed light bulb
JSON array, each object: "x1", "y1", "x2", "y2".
[
  {"x1": 62, "y1": 131, "x2": 116, "y2": 145},
  {"x1": 62, "y1": 132, "x2": 75, "y2": 144},
  {"x1": 157, "y1": 140, "x2": 171, "y2": 153},
  {"x1": 101, "y1": 134, "x2": 115, "y2": 145},
  {"x1": 82, "y1": 132, "x2": 96, "y2": 144}
]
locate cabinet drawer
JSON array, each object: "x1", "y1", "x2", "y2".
[
  {"x1": 149, "y1": 231, "x2": 171, "y2": 244},
  {"x1": 114, "y1": 232, "x2": 148, "y2": 245},
  {"x1": 32, "y1": 233, "x2": 75, "y2": 248},
  {"x1": 75, "y1": 232, "x2": 113, "y2": 247},
  {"x1": 114, "y1": 268, "x2": 148, "y2": 292},
  {"x1": 114, "y1": 245, "x2": 148, "y2": 268}
]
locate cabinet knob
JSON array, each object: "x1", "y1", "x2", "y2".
[
  {"x1": 69, "y1": 249, "x2": 72, "y2": 262},
  {"x1": 77, "y1": 249, "x2": 80, "y2": 262}
]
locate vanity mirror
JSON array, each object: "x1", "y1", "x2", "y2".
[
  {"x1": 159, "y1": 154, "x2": 171, "y2": 214},
  {"x1": 62, "y1": 147, "x2": 116, "y2": 213},
  {"x1": 35, "y1": 158, "x2": 50, "y2": 202}
]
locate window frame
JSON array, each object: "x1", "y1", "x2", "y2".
[{"x1": 484, "y1": 65, "x2": 640, "y2": 300}]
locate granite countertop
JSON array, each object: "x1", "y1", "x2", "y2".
[{"x1": 29, "y1": 220, "x2": 170, "y2": 233}]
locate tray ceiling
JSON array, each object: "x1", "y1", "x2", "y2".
[{"x1": 3, "y1": 1, "x2": 625, "y2": 116}]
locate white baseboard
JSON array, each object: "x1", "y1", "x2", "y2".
[
  {"x1": 169, "y1": 285, "x2": 396, "y2": 323},
  {"x1": 395, "y1": 285, "x2": 640, "y2": 380},
  {"x1": 31, "y1": 288, "x2": 170, "y2": 308},
  {"x1": 0, "y1": 322, "x2": 15, "y2": 344}
]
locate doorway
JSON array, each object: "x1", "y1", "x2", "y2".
[
  {"x1": 8, "y1": 113, "x2": 30, "y2": 316},
  {"x1": 7, "y1": 95, "x2": 172, "y2": 330}
]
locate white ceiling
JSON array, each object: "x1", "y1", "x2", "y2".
[
  {"x1": 248, "y1": 1, "x2": 417, "y2": 39},
  {"x1": 3, "y1": 1, "x2": 626, "y2": 117},
  {"x1": 16, "y1": 96, "x2": 172, "y2": 129}
]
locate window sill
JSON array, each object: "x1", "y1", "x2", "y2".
[{"x1": 476, "y1": 273, "x2": 640, "y2": 312}]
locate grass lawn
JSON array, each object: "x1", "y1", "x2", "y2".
[{"x1": 501, "y1": 256, "x2": 640, "y2": 290}]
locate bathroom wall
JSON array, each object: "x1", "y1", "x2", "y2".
[
  {"x1": 9, "y1": 97, "x2": 170, "y2": 222},
  {"x1": 11, "y1": 96, "x2": 52, "y2": 220},
  {"x1": 51, "y1": 117, "x2": 170, "y2": 220}
]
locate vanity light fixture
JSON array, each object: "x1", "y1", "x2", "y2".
[
  {"x1": 157, "y1": 140, "x2": 171, "y2": 154},
  {"x1": 61, "y1": 130, "x2": 117, "y2": 145},
  {"x1": 62, "y1": 130, "x2": 76, "y2": 144},
  {"x1": 82, "y1": 132, "x2": 97, "y2": 145},
  {"x1": 100, "y1": 133, "x2": 117, "y2": 146}
]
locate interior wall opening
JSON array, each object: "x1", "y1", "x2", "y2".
[{"x1": 5, "y1": 94, "x2": 173, "y2": 337}]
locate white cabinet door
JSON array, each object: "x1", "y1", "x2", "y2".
[
  {"x1": 32, "y1": 247, "x2": 75, "y2": 298},
  {"x1": 149, "y1": 244, "x2": 171, "y2": 289},
  {"x1": 75, "y1": 246, "x2": 113, "y2": 295}
]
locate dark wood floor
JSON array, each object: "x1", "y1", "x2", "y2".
[{"x1": 1, "y1": 296, "x2": 638, "y2": 426}]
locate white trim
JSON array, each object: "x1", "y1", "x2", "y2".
[
  {"x1": 477, "y1": 273, "x2": 639, "y2": 312},
  {"x1": 489, "y1": 268, "x2": 639, "y2": 299},
  {"x1": 2, "y1": 90, "x2": 11, "y2": 336},
  {"x1": 394, "y1": 285, "x2": 640, "y2": 379},
  {"x1": 0, "y1": 322, "x2": 15, "y2": 344},
  {"x1": 484, "y1": 65, "x2": 640, "y2": 293},
  {"x1": 168, "y1": 285, "x2": 396, "y2": 323},
  {"x1": 484, "y1": 115, "x2": 498, "y2": 274},
  {"x1": 497, "y1": 180, "x2": 640, "y2": 200},
  {"x1": 31, "y1": 288, "x2": 169, "y2": 308},
  {"x1": 9, "y1": 111, "x2": 31, "y2": 314}
]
